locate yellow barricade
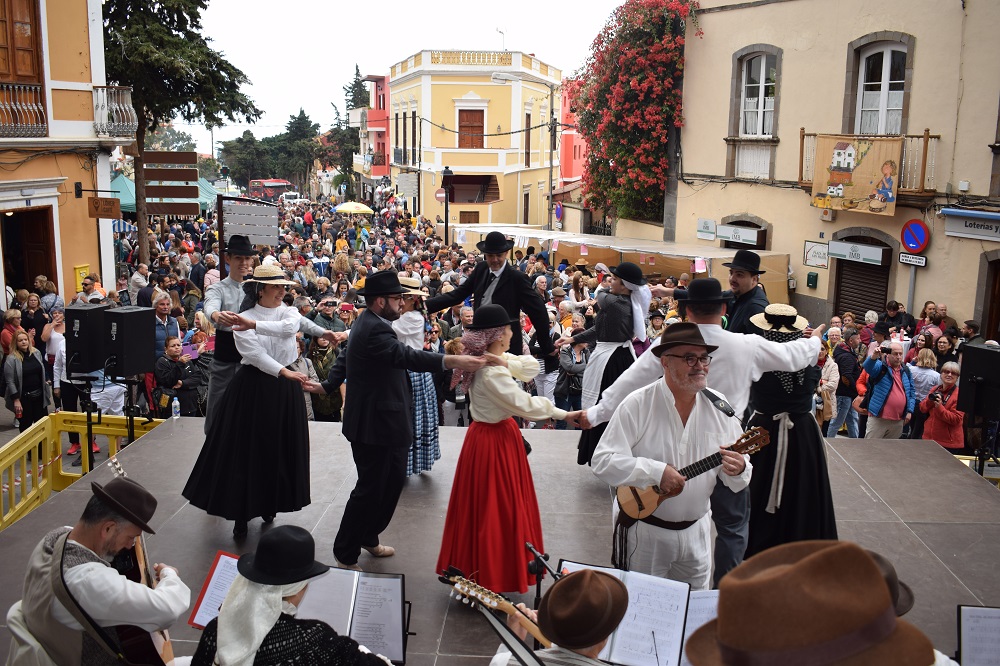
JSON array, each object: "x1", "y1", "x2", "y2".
[
  {"x1": 954, "y1": 455, "x2": 1000, "y2": 489},
  {"x1": 0, "y1": 413, "x2": 162, "y2": 532}
]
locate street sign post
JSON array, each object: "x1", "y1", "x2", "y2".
[
  {"x1": 900, "y1": 219, "x2": 930, "y2": 254},
  {"x1": 435, "y1": 188, "x2": 447, "y2": 203}
]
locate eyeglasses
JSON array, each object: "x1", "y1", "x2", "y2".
[
  {"x1": 940, "y1": 370, "x2": 959, "y2": 376},
  {"x1": 82, "y1": 282, "x2": 93, "y2": 287},
  {"x1": 320, "y1": 302, "x2": 335, "y2": 307},
  {"x1": 663, "y1": 353, "x2": 713, "y2": 367}
]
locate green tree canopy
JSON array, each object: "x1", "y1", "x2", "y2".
[
  {"x1": 344, "y1": 65, "x2": 370, "y2": 110},
  {"x1": 219, "y1": 130, "x2": 271, "y2": 189},
  {"x1": 104, "y1": 0, "x2": 262, "y2": 264},
  {"x1": 144, "y1": 124, "x2": 195, "y2": 151}
]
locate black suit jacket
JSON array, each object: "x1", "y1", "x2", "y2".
[
  {"x1": 323, "y1": 309, "x2": 443, "y2": 447},
  {"x1": 425, "y1": 263, "x2": 553, "y2": 356}
]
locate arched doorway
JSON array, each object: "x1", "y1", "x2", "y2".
[
  {"x1": 719, "y1": 213, "x2": 770, "y2": 251},
  {"x1": 832, "y1": 235, "x2": 892, "y2": 318}
]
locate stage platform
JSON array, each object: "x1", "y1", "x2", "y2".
[{"x1": 1, "y1": 418, "x2": 998, "y2": 663}]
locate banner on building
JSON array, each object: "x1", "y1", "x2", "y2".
[{"x1": 810, "y1": 135, "x2": 902, "y2": 216}]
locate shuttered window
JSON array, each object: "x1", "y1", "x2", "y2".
[
  {"x1": 458, "y1": 110, "x2": 484, "y2": 149},
  {"x1": 0, "y1": 0, "x2": 42, "y2": 83},
  {"x1": 834, "y1": 240, "x2": 890, "y2": 318}
]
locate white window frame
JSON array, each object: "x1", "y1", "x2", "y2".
[
  {"x1": 854, "y1": 43, "x2": 906, "y2": 135},
  {"x1": 739, "y1": 54, "x2": 776, "y2": 138}
]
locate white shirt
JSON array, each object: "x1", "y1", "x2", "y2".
[
  {"x1": 203, "y1": 277, "x2": 244, "y2": 331},
  {"x1": 592, "y1": 381, "x2": 751, "y2": 523},
  {"x1": 392, "y1": 310, "x2": 425, "y2": 351},
  {"x1": 52, "y1": 538, "x2": 190, "y2": 631},
  {"x1": 587, "y1": 324, "x2": 821, "y2": 426},
  {"x1": 470, "y1": 353, "x2": 567, "y2": 423},
  {"x1": 235, "y1": 304, "x2": 300, "y2": 376}
]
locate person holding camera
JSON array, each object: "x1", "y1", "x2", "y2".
[
  {"x1": 919, "y1": 361, "x2": 965, "y2": 452},
  {"x1": 555, "y1": 329, "x2": 589, "y2": 430},
  {"x1": 859, "y1": 341, "x2": 915, "y2": 439}
]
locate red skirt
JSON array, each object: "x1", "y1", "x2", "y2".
[{"x1": 436, "y1": 418, "x2": 543, "y2": 594}]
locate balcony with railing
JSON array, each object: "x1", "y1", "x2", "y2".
[
  {"x1": 93, "y1": 86, "x2": 138, "y2": 138},
  {"x1": 798, "y1": 127, "x2": 939, "y2": 208},
  {"x1": 0, "y1": 83, "x2": 47, "y2": 138},
  {"x1": 429, "y1": 51, "x2": 513, "y2": 67}
]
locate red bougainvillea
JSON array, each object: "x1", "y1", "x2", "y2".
[{"x1": 575, "y1": 0, "x2": 701, "y2": 221}]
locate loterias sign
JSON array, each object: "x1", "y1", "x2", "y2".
[{"x1": 942, "y1": 208, "x2": 1000, "y2": 242}]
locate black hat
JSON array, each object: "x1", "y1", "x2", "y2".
[
  {"x1": 476, "y1": 231, "x2": 515, "y2": 254},
  {"x1": 356, "y1": 270, "x2": 406, "y2": 297},
  {"x1": 873, "y1": 321, "x2": 891, "y2": 337},
  {"x1": 237, "y1": 525, "x2": 329, "y2": 586},
  {"x1": 225, "y1": 235, "x2": 257, "y2": 257},
  {"x1": 650, "y1": 310, "x2": 665, "y2": 320},
  {"x1": 679, "y1": 278, "x2": 730, "y2": 307},
  {"x1": 90, "y1": 477, "x2": 158, "y2": 534},
  {"x1": 722, "y1": 249, "x2": 766, "y2": 274},
  {"x1": 609, "y1": 262, "x2": 646, "y2": 286},
  {"x1": 465, "y1": 304, "x2": 516, "y2": 330},
  {"x1": 650, "y1": 321, "x2": 719, "y2": 357}
]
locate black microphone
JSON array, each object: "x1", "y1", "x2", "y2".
[{"x1": 701, "y1": 388, "x2": 736, "y2": 417}]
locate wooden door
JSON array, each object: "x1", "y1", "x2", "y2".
[
  {"x1": 459, "y1": 211, "x2": 479, "y2": 224},
  {"x1": 524, "y1": 113, "x2": 531, "y2": 167},
  {"x1": 0, "y1": 0, "x2": 43, "y2": 83},
  {"x1": 458, "y1": 110, "x2": 484, "y2": 149},
  {"x1": 523, "y1": 191, "x2": 530, "y2": 225},
  {"x1": 985, "y1": 259, "x2": 1000, "y2": 341}
]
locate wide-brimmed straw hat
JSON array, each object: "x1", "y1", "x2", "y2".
[
  {"x1": 749, "y1": 303, "x2": 808, "y2": 333},
  {"x1": 685, "y1": 541, "x2": 934, "y2": 665},
  {"x1": 237, "y1": 525, "x2": 329, "y2": 586},
  {"x1": 243, "y1": 264, "x2": 299, "y2": 287},
  {"x1": 476, "y1": 231, "x2": 515, "y2": 254},
  {"x1": 537, "y1": 570, "x2": 628, "y2": 650},
  {"x1": 465, "y1": 304, "x2": 516, "y2": 330},
  {"x1": 575, "y1": 257, "x2": 589, "y2": 267},
  {"x1": 650, "y1": 321, "x2": 719, "y2": 357},
  {"x1": 397, "y1": 276, "x2": 426, "y2": 297},
  {"x1": 91, "y1": 477, "x2": 158, "y2": 534}
]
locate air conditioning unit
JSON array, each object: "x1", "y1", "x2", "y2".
[{"x1": 820, "y1": 208, "x2": 836, "y2": 222}]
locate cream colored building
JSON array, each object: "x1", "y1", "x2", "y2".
[
  {"x1": 0, "y1": 0, "x2": 136, "y2": 302},
  {"x1": 577, "y1": 0, "x2": 999, "y2": 338},
  {"x1": 382, "y1": 50, "x2": 561, "y2": 233}
]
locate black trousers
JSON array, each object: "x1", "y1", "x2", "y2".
[
  {"x1": 59, "y1": 383, "x2": 85, "y2": 445},
  {"x1": 17, "y1": 395, "x2": 47, "y2": 433},
  {"x1": 333, "y1": 443, "x2": 408, "y2": 565}
]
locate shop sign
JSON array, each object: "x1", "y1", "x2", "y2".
[
  {"x1": 945, "y1": 215, "x2": 1000, "y2": 242},
  {"x1": 696, "y1": 218, "x2": 716, "y2": 240},
  {"x1": 716, "y1": 225, "x2": 758, "y2": 246},
  {"x1": 828, "y1": 240, "x2": 886, "y2": 265}
]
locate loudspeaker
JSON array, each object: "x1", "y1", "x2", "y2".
[
  {"x1": 105, "y1": 306, "x2": 156, "y2": 377},
  {"x1": 65, "y1": 304, "x2": 109, "y2": 374}
]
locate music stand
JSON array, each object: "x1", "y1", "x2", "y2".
[{"x1": 956, "y1": 344, "x2": 1000, "y2": 476}]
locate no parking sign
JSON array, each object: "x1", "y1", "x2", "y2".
[{"x1": 900, "y1": 219, "x2": 930, "y2": 254}]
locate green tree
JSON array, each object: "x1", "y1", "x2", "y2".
[
  {"x1": 197, "y1": 155, "x2": 220, "y2": 181},
  {"x1": 320, "y1": 103, "x2": 358, "y2": 200},
  {"x1": 219, "y1": 130, "x2": 271, "y2": 189},
  {"x1": 343, "y1": 64, "x2": 370, "y2": 110},
  {"x1": 263, "y1": 110, "x2": 319, "y2": 190},
  {"x1": 144, "y1": 124, "x2": 196, "y2": 151},
  {"x1": 104, "y1": 0, "x2": 262, "y2": 265}
]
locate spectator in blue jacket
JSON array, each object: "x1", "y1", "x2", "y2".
[
  {"x1": 861, "y1": 341, "x2": 915, "y2": 439},
  {"x1": 153, "y1": 293, "x2": 180, "y2": 359}
]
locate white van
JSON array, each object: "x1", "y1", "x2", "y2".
[{"x1": 280, "y1": 192, "x2": 309, "y2": 206}]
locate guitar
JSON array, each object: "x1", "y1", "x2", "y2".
[
  {"x1": 616, "y1": 426, "x2": 770, "y2": 520},
  {"x1": 438, "y1": 567, "x2": 551, "y2": 648},
  {"x1": 107, "y1": 457, "x2": 174, "y2": 666}
]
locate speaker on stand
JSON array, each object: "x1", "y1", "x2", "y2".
[{"x1": 105, "y1": 306, "x2": 156, "y2": 445}]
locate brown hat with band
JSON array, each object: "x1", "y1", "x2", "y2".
[
  {"x1": 650, "y1": 321, "x2": 719, "y2": 357},
  {"x1": 90, "y1": 477, "x2": 158, "y2": 534},
  {"x1": 685, "y1": 541, "x2": 934, "y2": 665},
  {"x1": 538, "y1": 569, "x2": 628, "y2": 649}
]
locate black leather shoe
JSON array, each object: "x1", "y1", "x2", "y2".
[
  {"x1": 233, "y1": 521, "x2": 248, "y2": 538},
  {"x1": 70, "y1": 455, "x2": 82, "y2": 467}
]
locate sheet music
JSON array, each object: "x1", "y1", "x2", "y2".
[
  {"x1": 189, "y1": 552, "x2": 239, "y2": 629},
  {"x1": 349, "y1": 574, "x2": 405, "y2": 663},
  {"x1": 679, "y1": 590, "x2": 719, "y2": 666},
  {"x1": 295, "y1": 568, "x2": 359, "y2": 636},
  {"x1": 960, "y1": 606, "x2": 1000, "y2": 666}
]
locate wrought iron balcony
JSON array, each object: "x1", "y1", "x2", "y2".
[
  {"x1": 0, "y1": 83, "x2": 47, "y2": 138},
  {"x1": 93, "y1": 86, "x2": 139, "y2": 138},
  {"x1": 798, "y1": 127, "x2": 939, "y2": 209}
]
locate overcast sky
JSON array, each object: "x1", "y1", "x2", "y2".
[{"x1": 179, "y1": 0, "x2": 624, "y2": 156}]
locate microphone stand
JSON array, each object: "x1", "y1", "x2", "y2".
[{"x1": 525, "y1": 541, "x2": 561, "y2": 617}]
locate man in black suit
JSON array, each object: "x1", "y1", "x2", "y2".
[
  {"x1": 425, "y1": 231, "x2": 554, "y2": 356},
  {"x1": 305, "y1": 271, "x2": 490, "y2": 570}
]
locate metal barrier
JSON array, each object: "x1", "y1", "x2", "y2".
[{"x1": 0, "y1": 413, "x2": 162, "y2": 532}]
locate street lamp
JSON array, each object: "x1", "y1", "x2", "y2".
[
  {"x1": 441, "y1": 165, "x2": 454, "y2": 246},
  {"x1": 491, "y1": 72, "x2": 557, "y2": 231}
]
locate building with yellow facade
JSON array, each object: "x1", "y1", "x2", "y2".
[
  {"x1": 0, "y1": 0, "x2": 135, "y2": 303},
  {"x1": 353, "y1": 50, "x2": 561, "y2": 235}
]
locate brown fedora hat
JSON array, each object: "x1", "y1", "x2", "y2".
[
  {"x1": 538, "y1": 569, "x2": 628, "y2": 650},
  {"x1": 650, "y1": 321, "x2": 719, "y2": 357},
  {"x1": 685, "y1": 541, "x2": 934, "y2": 665},
  {"x1": 90, "y1": 477, "x2": 158, "y2": 534}
]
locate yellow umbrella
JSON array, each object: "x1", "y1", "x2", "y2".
[{"x1": 335, "y1": 201, "x2": 374, "y2": 214}]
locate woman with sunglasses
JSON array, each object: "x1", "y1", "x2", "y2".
[{"x1": 919, "y1": 361, "x2": 965, "y2": 452}]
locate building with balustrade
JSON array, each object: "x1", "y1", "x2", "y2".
[
  {"x1": 352, "y1": 50, "x2": 561, "y2": 232},
  {"x1": 590, "y1": 0, "x2": 999, "y2": 337},
  {"x1": 0, "y1": 0, "x2": 136, "y2": 302}
]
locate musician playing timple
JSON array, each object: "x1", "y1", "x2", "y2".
[
  {"x1": 9, "y1": 477, "x2": 190, "y2": 666},
  {"x1": 591, "y1": 323, "x2": 751, "y2": 590}
]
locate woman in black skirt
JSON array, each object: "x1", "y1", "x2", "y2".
[
  {"x1": 182, "y1": 264, "x2": 310, "y2": 538},
  {"x1": 557, "y1": 262, "x2": 651, "y2": 465}
]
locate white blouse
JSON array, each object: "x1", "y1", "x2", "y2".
[
  {"x1": 392, "y1": 310, "x2": 425, "y2": 351},
  {"x1": 235, "y1": 304, "x2": 300, "y2": 376},
  {"x1": 469, "y1": 353, "x2": 567, "y2": 424}
]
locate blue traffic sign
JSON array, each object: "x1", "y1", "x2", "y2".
[{"x1": 900, "y1": 219, "x2": 930, "y2": 254}]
